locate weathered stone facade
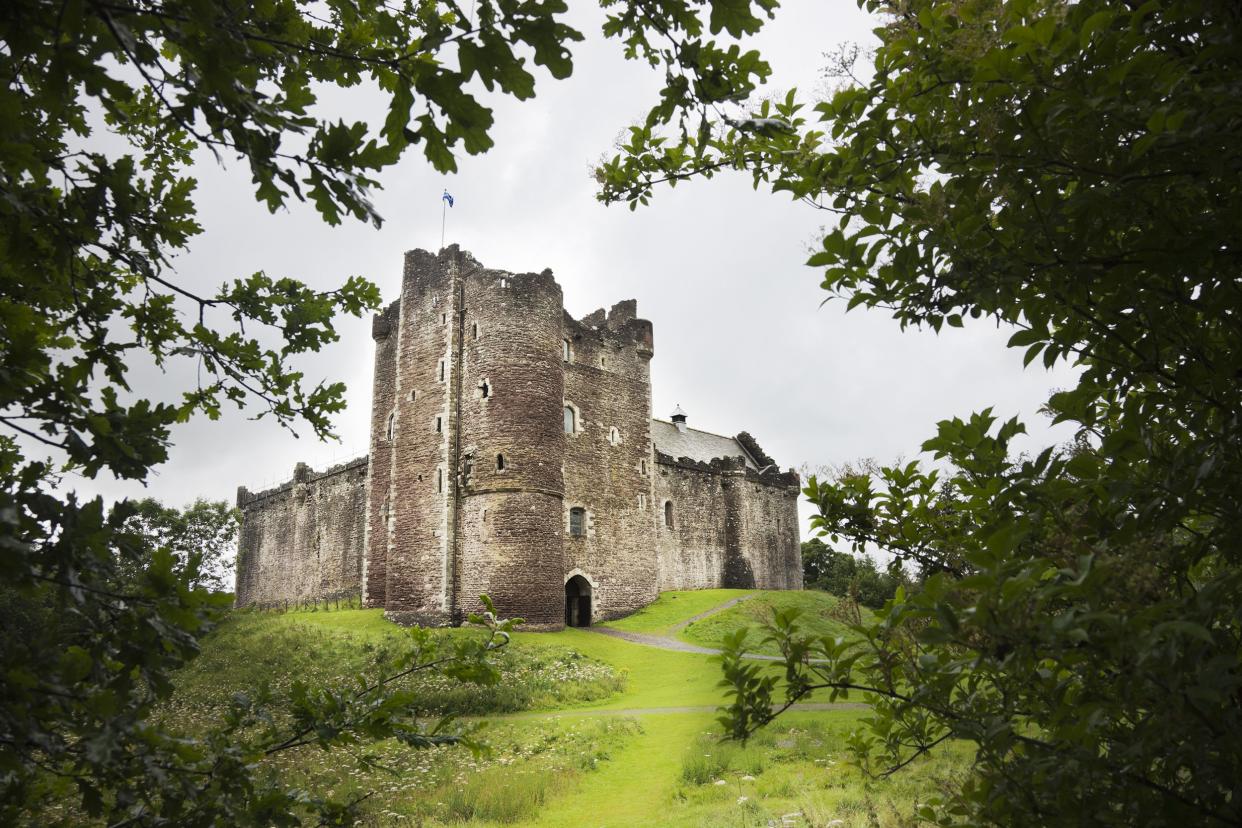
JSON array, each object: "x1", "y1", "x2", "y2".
[{"x1": 234, "y1": 247, "x2": 802, "y2": 627}]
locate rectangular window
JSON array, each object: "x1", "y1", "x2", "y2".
[
  {"x1": 569, "y1": 507, "x2": 585, "y2": 537},
  {"x1": 438, "y1": 360, "x2": 445, "y2": 381},
  {"x1": 435, "y1": 416, "x2": 442, "y2": 433}
]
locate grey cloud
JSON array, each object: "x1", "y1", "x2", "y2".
[{"x1": 71, "y1": 0, "x2": 1079, "y2": 544}]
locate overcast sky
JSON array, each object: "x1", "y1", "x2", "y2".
[{"x1": 72, "y1": 0, "x2": 1078, "y2": 537}]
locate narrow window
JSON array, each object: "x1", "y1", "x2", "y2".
[
  {"x1": 410, "y1": 389, "x2": 417, "y2": 401},
  {"x1": 600, "y1": 356, "x2": 607, "y2": 368},
  {"x1": 386, "y1": 412, "x2": 395, "y2": 441},
  {"x1": 496, "y1": 453, "x2": 505, "y2": 471},
  {"x1": 569, "y1": 507, "x2": 586, "y2": 538},
  {"x1": 441, "y1": 312, "x2": 447, "y2": 325},
  {"x1": 608, "y1": 426, "x2": 620, "y2": 446},
  {"x1": 438, "y1": 360, "x2": 445, "y2": 382},
  {"x1": 563, "y1": 405, "x2": 575, "y2": 434},
  {"x1": 664, "y1": 500, "x2": 674, "y2": 529},
  {"x1": 481, "y1": 381, "x2": 490, "y2": 399},
  {"x1": 481, "y1": 508, "x2": 489, "y2": 541},
  {"x1": 641, "y1": 460, "x2": 647, "y2": 475},
  {"x1": 473, "y1": 322, "x2": 479, "y2": 339},
  {"x1": 499, "y1": 277, "x2": 508, "y2": 288},
  {"x1": 562, "y1": 339, "x2": 571, "y2": 362},
  {"x1": 432, "y1": 294, "x2": 440, "y2": 307},
  {"x1": 639, "y1": 494, "x2": 646, "y2": 510},
  {"x1": 436, "y1": 468, "x2": 444, "y2": 493},
  {"x1": 435, "y1": 416, "x2": 442, "y2": 433}
]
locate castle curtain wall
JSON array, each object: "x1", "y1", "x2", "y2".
[
  {"x1": 653, "y1": 456, "x2": 802, "y2": 592},
  {"x1": 735, "y1": 477, "x2": 804, "y2": 590},
  {"x1": 234, "y1": 458, "x2": 368, "y2": 607},
  {"x1": 653, "y1": 459, "x2": 729, "y2": 591}
]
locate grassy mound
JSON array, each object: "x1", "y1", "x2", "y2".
[
  {"x1": 602, "y1": 589, "x2": 754, "y2": 635},
  {"x1": 162, "y1": 608, "x2": 625, "y2": 732},
  {"x1": 272, "y1": 716, "x2": 641, "y2": 825},
  {"x1": 678, "y1": 590, "x2": 869, "y2": 655},
  {"x1": 671, "y1": 713, "x2": 971, "y2": 828}
]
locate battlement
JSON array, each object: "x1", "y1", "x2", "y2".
[{"x1": 236, "y1": 455, "x2": 369, "y2": 508}]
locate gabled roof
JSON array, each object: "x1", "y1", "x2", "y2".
[{"x1": 650, "y1": 419, "x2": 759, "y2": 469}]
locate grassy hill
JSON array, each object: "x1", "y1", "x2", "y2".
[
  {"x1": 677, "y1": 590, "x2": 872, "y2": 655},
  {"x1": 157, "y1": 592, "x2": 963, "y2": 827},
  {"x1": 165, "y1": 608, "x2": 625, "y2": 726}
]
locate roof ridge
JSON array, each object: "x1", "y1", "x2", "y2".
[{"x1": 650, "y1": 417, "x2": 738, "y2": 442}]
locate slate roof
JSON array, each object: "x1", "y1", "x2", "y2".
[{"x1": 650, "y1": 419, "x2": 759, "y2": 469}]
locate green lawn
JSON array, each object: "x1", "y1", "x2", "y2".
[
  {"x1": 678, "y1": 590, "x2": 871, "y2": 656},
  {"x1": 602, "y1": 589, "x2": 755, "y2": 635},
  {"x1": 164, "y1": 593, "x2": 961, "y2": 827},
  {"x1": 164, "y1": 607, "x2": 625, "y2": 728}
]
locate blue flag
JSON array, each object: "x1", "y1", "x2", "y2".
[{"x1": 442, "y1": 190, "x2": 454, "y2": 208}]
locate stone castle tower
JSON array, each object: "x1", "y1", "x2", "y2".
[{"x1": 235, "y1": 247, "x2": 802, "y2": 629}]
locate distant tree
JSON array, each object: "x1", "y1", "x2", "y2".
[
  {"x1": 0, "y1": 0, "x2": 781, "y2": 823},
  {"x1": 119, "y1": 499, "x2": 239, "y2": 593},
  {"x1": 599, "y1": 0, "x2": 1242, "y2": 824},
  {"x1": 800, "y1": 538, "x2": 902, "y2": 610}
]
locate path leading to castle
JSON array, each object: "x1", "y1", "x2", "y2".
[
  {"x1": 583, "y1": 593, "x2": 759, "y2": 654},
  {"x1": 505, "y1": 592, "x2": 867, "y2": 828}
]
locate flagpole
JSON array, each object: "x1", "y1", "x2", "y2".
[{"x1": 441, "y1": 197, "x2": 446, "y2": 250}]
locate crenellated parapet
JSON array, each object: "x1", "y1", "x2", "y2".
[{"x1": 236, "y1": 456, "x2": 369, "y2": 509}]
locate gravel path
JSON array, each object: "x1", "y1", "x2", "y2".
[
  {"x1": 589, "y1": 626, "x2": 727, "y2": 655},
  {"x1": 591, "y1": 594, "x2": 779, "y2": 659},
  {"x1": 668, "y1": 593, "x2": 755, "y2": 633}
]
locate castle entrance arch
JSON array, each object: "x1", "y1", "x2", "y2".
[{"x1": 564, "y1": 575, "x2": 592, "y2": 627}]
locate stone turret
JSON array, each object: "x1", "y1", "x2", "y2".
[{"x1": 454, "y1": 265, "x2": 567, "y2": 628}]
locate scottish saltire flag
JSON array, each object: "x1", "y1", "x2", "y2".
[{"x1": 442, "y1": 190, "x2": 454, "y2": 208}]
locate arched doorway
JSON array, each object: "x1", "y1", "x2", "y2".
[{"x1": 565, "y1": 575, "x2": 592, "y2": 627}]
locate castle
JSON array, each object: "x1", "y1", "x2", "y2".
[{"x1": 234, "y1": 247, "x2": 802, "y2": 629}]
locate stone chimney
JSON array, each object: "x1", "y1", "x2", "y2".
[{"x1": 671, "y1": 404, "x2": 687, "y2": 433}]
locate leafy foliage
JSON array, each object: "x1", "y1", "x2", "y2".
[
  {"x1": 601, "y1": 0, "x2": 1242, "y2": 824},
  {"x1": 119, "y1": 498, "x2": 239, "y2": 592},
  {"x1": 800, "y1": 538, "x2": 905, "y2": 609}
]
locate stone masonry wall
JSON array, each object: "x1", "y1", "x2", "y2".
[
  {"x1": 375, "y1": 248, "x2": 463, "y2": 622},
  {"x1": 455, "y1": 265, "x2": 566, "y2": 628},
  {"x1": 362, "y1": 299, "x2": 400, "y2": 606},
  {"x1": 735, "y1": 471, "x2": 803, "y2": 589},
  {"x1": 653, "y1": 458, "x2": 729, "y2": 590},
  {"x1": 653, "y1": 454, "x2": 801, "y2": 591},
  {"x1": 562, "y1": 301, "x2": 658, "y2": 622},
  {"x1": 235, "y1": 457, "x2": 368, "y2": 607}
]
